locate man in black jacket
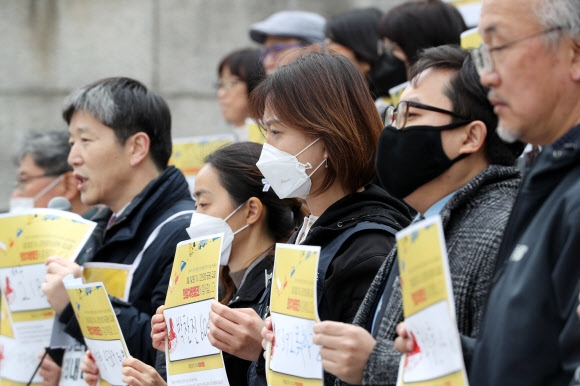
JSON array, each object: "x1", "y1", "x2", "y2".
[
  {"x1": 39, "y1": 77, "x2": 194, "y2": 383},
  {"x1": 396, "y1": 0, "x2": 580, "y2": 385}
]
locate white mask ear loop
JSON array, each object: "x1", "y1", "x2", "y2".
[
  {"x1": 34, "y1": 174, "x2": 65, "y2": 201},
  {"x1": 224, "y1": 202, "x2": 251, "y2": 235},
  {"x1": 295, "y1": 138, "x2": 321, "y2": 170},
  {"x1": 294, "y1": 138, "x2": 320, "y2": 158},
  {"x1": 307, "y1": 157, "x2": 328, "y2": 178}
]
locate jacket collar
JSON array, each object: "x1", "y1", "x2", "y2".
[{"x1": 106, "y1": 166, "x2": 191, "y2": 242}]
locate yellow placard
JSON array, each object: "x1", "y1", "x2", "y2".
[
  {"x1": 169, "y1": 135, "x2": 235, "y2": 178},
  {"x1": 0, "y1": 292, "x2": 14, "y2": 338},
  {"x1": 0, "y1": 209, "x2": 96, "y2": 268},
  {"x1": 269, "y1": 245, "x2": 319, "y2": 320},
  {"x1": 389, "y1": 82, "x2": 409, "y2": 107},
  {"x1": 461, "y1": 27, "x2": 483, "y2": 50},
  {"x1": 65, "y1": 280, "x2": 129, "y2": 386},
  {"x1": 266, "y1": 243, "x2": 322, "y2": 386},
  {"x1": 247, "y1": 120, "x2": 266, "y2": 144},
  {"x1": 164, "y1": 236, "x2": 228, "y2": 384},
  {"x1": 396, "y1": 216, "x2": 468, "y2": 386},
  {"x1": 83, "y1": 264, "x2": 131, "y2": 301},
  {"x1": 397, "y1": 223, "x2": 449, "y2": 318},
  {"x1": 66, "y1": 284, "x2": 125, "y2": 342}
]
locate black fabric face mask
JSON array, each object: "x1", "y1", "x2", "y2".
[{"x1": 376, "y1": 121, "x2": 470, "y2": 199}]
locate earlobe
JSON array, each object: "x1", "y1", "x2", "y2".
[{"x1": 246, "y1": 197, "x2": 264, "y2": 225}]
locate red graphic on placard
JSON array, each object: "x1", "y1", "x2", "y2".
[{"x1": 168, "y1": 317, "x2": 178, "y2": 353}]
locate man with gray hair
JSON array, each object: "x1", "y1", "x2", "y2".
[
  {"x1": 249, "y1": 10, "x2": 325, "y2": 76},
  {"x1": 395, "y1": 0, "x2": 580, "y2": 385},
  {"x1": 11, "y1": 130, "x2": 89, "y2": 214},
  {"x1": 40, "y1": 77, "x2": 194, "y2": 376}
]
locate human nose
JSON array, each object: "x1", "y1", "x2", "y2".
[
  {"x1": 67, "y1": 144, "x2": 82, "y2": 167},
  {"x1": 478, "y1": 67, "x2": 500, "y2": 89},
  {"x1": 216, "y1": 87, "x2": 227, "y2": 98}
]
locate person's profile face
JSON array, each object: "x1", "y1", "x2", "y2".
[
  {"x1": 217, "y1": 66, "x2": 249, "y2": 127},
  {"x1": 11, "y1": 154, "x2": 64, "y2": 208},
  {"x1": 67, "y1": 110, "x2": 133, "y2": 212},
  {"x1": 477, "y1": 0, "x2": 569, "y2": 144}
]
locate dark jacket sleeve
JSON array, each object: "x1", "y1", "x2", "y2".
[
  {"x1": 325, "y1": 229, "x2": 396, "y2": 323},
  {"x1": 60, "y1": 219, "x2": 190, "y2": 366}
]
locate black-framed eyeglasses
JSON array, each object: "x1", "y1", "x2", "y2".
[
  {"x1": 386, "y1": 101, "x2": 470, "y2": 129},
  {"x1": 259, "y1": 42, "x2": 309, "y2": 61},
  {"x1": 471, "y1": 26, "x2": 564, "y2": 75}
]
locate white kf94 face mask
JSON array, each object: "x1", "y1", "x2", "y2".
[
  {"x1": 9, "y1": 174, "x2": 65, "y2": 213},
  {"x1": 256, "y1": 138, "x2": 327, "y2": 199},
  {"x1": 185, "y1": 203, "x2": 249, "y2": 266}
]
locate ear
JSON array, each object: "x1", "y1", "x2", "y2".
[
  {"x1": 62, "y1": 171, "x2": 80, "y2": 201},
  {"x1": 458, "y1": 120, "x2": 487, "y2": 155},
  {"x1": 125, "y1": 132, "x2": 151, "y2": 167},
  {"x1": 245, "y1": 197, "x2": 264, "y2": 226},
  {"x1": 570, "y1": 38, "x2": 580, "y2": 82}
]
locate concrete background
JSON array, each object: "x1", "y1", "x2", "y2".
[{"x1": 0, "y1": 0, "x2": 417, "y2": 212}]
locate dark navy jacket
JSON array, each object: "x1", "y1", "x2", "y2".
[
  {"x1": 59, "y1": 166, "x2": 195, "y2": 366},
  {"x1": 468, "y1": 125, "x2": 580, "y2": 386}
]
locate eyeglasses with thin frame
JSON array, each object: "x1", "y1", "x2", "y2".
[
  {"x1": 259, "y1": 42, "x2": 309, "y2": 61},
  {"x1": 386, "y1": 101, "x2": 470, "y2": 129},
  {"x1": 471, "y1": 26, "x2": 564, "y2": 75},
  {"x1": 214, "y1": 78, "x2": 243, "y2": 91},
  {"x1": 14, "y1": 173, "x2": 61, "y2": 191}
]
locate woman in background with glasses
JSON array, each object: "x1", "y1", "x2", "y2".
[{"x1": 216, "y1": 48, "x2": 265, "y2": 142}]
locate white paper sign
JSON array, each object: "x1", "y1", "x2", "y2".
[
  {"x1": 164, "y1": 298, "x2": 218, "y2": 361},
  {"x1": 269, "y1": 312, "x2": 322, "y2": 379},
  {"x1": 84, "y1": 337, "x2": 126, "y2": 385},
  {"x1": 0, "y1": 264, "x2": 50, "y2": 311}
]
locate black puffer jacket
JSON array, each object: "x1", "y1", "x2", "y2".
[
  {"x1": 249, "y1": 184, "x2": 411, "y2": 385},
  {"x1": 289, "y1": 183, "x2": 411, "y2": 323},
  {"x1": 59, "y1": 166, "x2": 195, "y2": 366}
]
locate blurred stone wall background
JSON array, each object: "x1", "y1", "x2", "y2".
[{"x1": 0, "y1": 0, "x2": 411, "y2": 212}]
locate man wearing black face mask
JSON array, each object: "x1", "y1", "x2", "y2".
[{"x1": 312, "y1": 44, "x2": 525, "y2": 386}]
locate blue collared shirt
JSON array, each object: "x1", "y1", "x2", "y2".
[{"x1": 370, "y1": 192, "x2": 456, "y2": 335}]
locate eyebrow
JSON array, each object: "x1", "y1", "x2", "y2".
[
  {"x1": 482, "y1": 24, "x2": 498, "y2": 36},
  {"x1": 193, "y1": 189, "x2": 211, "y2": 198},
  {"x1": 262, "y1": 118, "x2": 280, "y2": 128}
]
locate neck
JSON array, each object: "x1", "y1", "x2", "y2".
[
  {"x1": 406, "y1": 156, "x2": 488, "y2": 215},
  {"x1": 228, "y1": 229, "x2": 275, "y2": 273},
  {"x1": 108, "y1": 165, "x2": 161, "y2": 213},
  {"x1": 305, "y1": 181, "x2": 351, "y2": 217}
]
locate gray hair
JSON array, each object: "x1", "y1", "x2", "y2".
[
  {"x1": 62, "y1": 83, "x2": 118, "y2": 132},
  {"x1": 62, "y1": 77, "x2": 173, "y2": 171},
  {"x1": 14, "y1": 131, "x2": 72, "y2": 175},
  {"x1": 535, "y1": 0, "x2": 580, "y2": 45}
]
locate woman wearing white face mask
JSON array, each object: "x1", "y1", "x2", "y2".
[
  {"x1": 249, "y1": 52, "x2": 412, "y2": 385},
  {"x1": 81, "y1": 142, "x2": 306, "y2": 386}
]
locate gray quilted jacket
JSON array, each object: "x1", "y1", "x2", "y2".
[{"x1": 336, "y1": 165, "x2": 521, "y2": 386}]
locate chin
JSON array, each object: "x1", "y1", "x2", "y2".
[{"x1": 497, "y1": 125, "x2": 523, "y2": 144}]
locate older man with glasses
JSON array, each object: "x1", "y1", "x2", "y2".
[
  {"x1": 396, "y1": 0, "x2": 580, "y2": 385},
  {"x1": 249, "y1": 10, "x2": 325, "y2": 76},
  {"x1": 11, "y1": 131, "x2": 90, "y2": 214}
]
